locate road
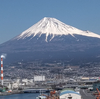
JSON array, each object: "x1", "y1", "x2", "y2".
[{"x1": 80, "y1": 89, "x2": 96, "y2": 99}]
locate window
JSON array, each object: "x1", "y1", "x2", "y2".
[{"x1": 68, "y1": 97, "x2": 72, "y2": 99}]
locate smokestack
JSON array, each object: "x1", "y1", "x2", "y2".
[{"x1": 1, "y1": 57, "x2": 3, "y2": 86}]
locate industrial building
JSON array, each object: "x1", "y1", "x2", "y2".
[
  {"x1": 60, "y1": 88, "x2": 81, "y2": 99},
  {"x1": 93, "y1": 81, "x2": 100, "y2": 91}
]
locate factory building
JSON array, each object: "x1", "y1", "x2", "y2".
[
  {"x1": 93, "y1": 81, "x2": 100, "y2": 91},
  {"x1": 34, "y1": 76, "x2": 45, "y2": 82},
  {"x1": 60, "y1": 88, "x2": 81, "y2": 99}
]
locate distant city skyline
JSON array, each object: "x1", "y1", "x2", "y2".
[{"x1": 0, "y1": 0, "x2": 100, "y2": 44}]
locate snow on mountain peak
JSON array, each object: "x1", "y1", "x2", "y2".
[{"x1": 16, "y1": 17, "x2": 100, "y2": 42}]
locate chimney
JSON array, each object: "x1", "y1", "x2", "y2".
[{"x1": 1, "y1": 58, "x2": 3, "y2": 86}]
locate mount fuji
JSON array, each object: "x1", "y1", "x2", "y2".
[
  {"x1": 1, "y1": 17, "x2": 100, "y2": 64},
  {"x1": 15, "y1": 17, "x2": 100, "y2": 41}
]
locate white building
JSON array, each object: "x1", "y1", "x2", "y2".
[
  {"x1": 60, "y1": 88, "x2": 81, "y2": 99},
  {"x1": 34, "y1": 76, "x2": 45, "y2": 81},
  {"x1": 22, "y1": 79, "x2": 34, "y2": 85}
]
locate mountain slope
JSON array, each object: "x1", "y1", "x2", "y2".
[
  {"x1": 0, "y1": 17, "x2": 100, "y2": 64},
  {"x1": 15, "y1": 17, "x2": 100, "y2": 42}
]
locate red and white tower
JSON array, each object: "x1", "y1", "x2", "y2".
[{"x1": 1, "y1": 57, "x2": 3, "y2": 86}]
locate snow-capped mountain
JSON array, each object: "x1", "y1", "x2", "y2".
[
  {"x1": 15, "y1": 17, "x2": 100, "y2": 42},
  {"x1": 1, "y1": 17, "x2": 100, "y2": 64}
]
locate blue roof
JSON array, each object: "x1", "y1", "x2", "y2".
[{"x1": 60, "y1": 90, "x2": 80, "y2": 96}]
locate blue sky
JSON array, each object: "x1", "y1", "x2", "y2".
[{"x1": 0, "y1": 0, "x2": 100, "y2": 44}]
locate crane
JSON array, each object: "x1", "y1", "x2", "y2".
[{"x1": 96, "y1": 88, "x2": 100, "y2": 99}]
